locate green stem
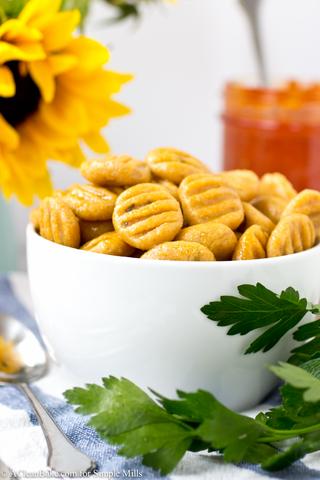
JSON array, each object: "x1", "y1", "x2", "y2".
[{"x1": 259, "y1": 423, "x2": 320, "y2": 443}]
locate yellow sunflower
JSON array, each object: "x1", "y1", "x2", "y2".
[{"x1": 0, "y1": 0, "x2": 132, "y2": 205}]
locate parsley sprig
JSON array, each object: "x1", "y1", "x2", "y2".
[
  {"x1": 201, "y1": 283, "x2": 320, "y2": 359},
  {"x1": 65, "y1": 283, "x2": 320, "y2": 474},
  {"x1": 65, "y1": 360, "x2": 320, "y2": 474}
]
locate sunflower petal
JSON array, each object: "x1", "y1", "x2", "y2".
[
  {"x1": 19, "y1": 0, "x2": 62, "y2": 25},
  {"x1": 42, "y1": 11, "x2": 81, "y2": 52},
  {"x1": 38, "y1": 93, "x2": 88, "y2": 136},
  {"x1": 48, "y1": 53, "x2": 78, "y2": 75},
  {"x1": 60, "y1": 69, "x2": 133, "y2": 100},
  {"x1": 0, "y1": 115, "x2": 19, "y2": 149},
  {"x1": 65, "y1": 36, "x2": 110, "y2": 70},
  {"x1": 0, "y1": 66, "x2": 15, "y2": 97},
  {"x1": 23, "y1": 114, "x2": 77, "y2": 149},
  {"x1": 28, "y1": 60, "x2": 55, "y2": 103},
  {"x1": 84, "y1": 98, "x2": 131, "y2": 130},
  {"x1": 0, "y1": 144, "x2": 53, "y2": 206},
  {"x1": 0, "y1": 41, "x2": 45, "y2": 63},
  {"x1": 83, "y1": 131, "x2": 109, "y2": 154},
  {"x1": 0, "y1": 154, "x2": 10, "y2": 184},
  {"x1": 52, "y1": 144, "x2": 86, "y2": 167},
  {"x1": 0, "y1": 19, "x2": 42, "y2": 43},
  {"x1": 104, "y1": 99, "x2": 131, "y2": 118}
]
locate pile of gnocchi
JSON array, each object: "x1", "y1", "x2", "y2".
[{"x1": 31, "y1": 148, "x2": 320, "y2": 261}]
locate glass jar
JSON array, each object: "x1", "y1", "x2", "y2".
[{"x1": 223, "y1": 82, "x2": 320, "y2": 191}]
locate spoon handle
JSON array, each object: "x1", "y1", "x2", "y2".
[
  {"x1": 18, "y1": 384, "x2": 96, "y2": 475},
  {"x1": 239, "y1": 0, "x2": 268, "y2": 86},
  {"x1": 0, "y1": 459, "x2": 18, "y2": 479}
]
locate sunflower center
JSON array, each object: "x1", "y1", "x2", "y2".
[{"x1": 0, "y1": 61, "x2": 41, "y2": 127}]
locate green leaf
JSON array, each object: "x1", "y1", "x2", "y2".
[
  {"x1": 302, "y1": 358, "x2": 320, "y2": 380},
  {"x1": 259, "y1": 405, "x2": 297, "y2": 430},
  {"x1": 65, "y1": 377, "x2": 193, "y2": 475},
  {"x1": 66, "y1": 372, "x2": 320, "y2": 474},
  {"x1": 270, "y1": 361, "x2": 320, "y2": 403},
  {"x1": 262, "y1": 432, "x2": 320, "y2": 471},
  {"x1": 154, "y1": 389, "x2": 218, "y2": 423},
  {"x1": 201, "y1": 283, "x2": 309, "y2": 353},
  {"x1": 263, "y1": 385, "x2": 320, "y2": 431},
  {"x1": 243, "y1": 443, "x2": 279, "y2": 464},
  {"x1": 289, "y1": 338, "x2": 320, "y2": 365},
  {"x1": 0, "y1": 0, "x2": 28, "y2": 21},
  {"x1": 155, "y1": 388, "x2": 277, "y2": 463},
  {"x1": 194, "y1": 397, "x2": 268, "y2": 463},
  {"x1": 293, "y1": 320, "x2": 320, "y2": 341}
]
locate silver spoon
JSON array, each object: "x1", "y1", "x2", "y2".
[
  {"x1": 239, "y1": 0, "x2": 268, "y2": 86},
  {"x1": 0, "y1": 314, "x2": 96, "y2": 475}
]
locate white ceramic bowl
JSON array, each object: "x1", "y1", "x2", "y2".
[{"x1": 27, "y1": 225, "x2": 320, "y2": 410}]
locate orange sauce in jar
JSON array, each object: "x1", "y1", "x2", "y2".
[{"x1": 223, "y1": 82, "x2": 320, "y2": 191}]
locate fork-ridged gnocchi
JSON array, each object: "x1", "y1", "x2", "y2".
[
  {"x1": 141, "y1": 241, "x2": 215, "y2": 261},
  {"x1": 267, "y1": 214, "x2": 315, "y2": 258},
  {"x1": 32, "y1": 147, "x2": 320, "y2": 261},
  {"x1": 147, "y1": 147, "x2": 209, "y2": 185},
  {"x1": 81, "y1": 232, "x2": 135, "y2": 257},
  {"x1": 39, "y1": 197, "x2": 80, "y2": 248},
  {"x1": 259, "y1": 173, "x2": 297, "y2": 200},
  {"x1": 64, "y1": 184, "x2": 117, "y2": 221},
  {"x1": 281, "y1": 189, "x2": 320, "y2": 241},
  {"x1": 217, "y1": 170, "x2": 260, "y2": 202},
  {"x1": 81, "y1": 154, "x2": 151, "y2": 187},
  {"x1": 242, "y1": 202, "x2": 275, "y2": 233},
  {"x1": 79, "y1": 219, "x2": 114, "y2": 244},
  {"x1": 233, "y1": 225, "x2": 269, "y2": 260},
  {"x1": 176, "y1": 222, "x2": 237, "y2": 260},
  {"x1": 113, "y1": 183, "x2": 183, "y2": 250},
  {"x1": 251, "y1": 195, "x2": 288, "y2": 224},
  {"x1": 179, "y1": 174, "x2": 244, "y2": 229}
]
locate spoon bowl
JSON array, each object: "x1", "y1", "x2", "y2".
[
  {"x1": 0, "y1": 314, "x2": 48, "y2": 384},
  {"x1": 0, "y1": 313, "x2": 95, "y2": 475}
]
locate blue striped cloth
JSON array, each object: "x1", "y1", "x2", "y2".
[{"x1": 0, "y1": 275, "x2": 319, "y2": 480}]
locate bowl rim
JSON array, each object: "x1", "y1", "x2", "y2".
[{"x1": 27, "y1": 223, "x2": 320, "y2": 269}]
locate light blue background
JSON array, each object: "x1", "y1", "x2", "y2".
[{"x1": 0, "y1": 196, "x2": 16, "y2": 272}]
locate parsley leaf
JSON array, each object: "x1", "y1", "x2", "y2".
[
  {"x1": 294, "y1": 320, "x2": 320, "y2": 341},
  {"x1": 201, "y1": 283, "x2": 312, "y2": 353},
  {"x1": 262, "y1": 432, "x2": 320, "y2": 471},
  {"x1": 65, "y1": 377, "x2": 194, "y2": 475},
  {"x1": 263, "y1": 360, "x2": 320, "y2": 432},
  {"x1": 263, "y1": 385, "x2": 320, "y2": 431},
  {"x1": 65, "y1": 368, "x2": 320, "y2": 475},
  {"x1": 195, "y1": 402, "x2": 273, "y2": 463},
  {"x1": 270, "y1": 361, "x2": 320, "y2": 403},
  {"x1": 153, "y1": 389, "x2": 218, "y2": 423},
  {"x1": 289, "y1": 321, "x2": 320, "y2": 365}
]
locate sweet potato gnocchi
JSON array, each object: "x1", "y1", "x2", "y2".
[
  {"x1": 179, "y1": 174, "x2": 244, "y2": 229},
  {"x1": 233, "y1": 225, "x2": 269, "y2": 261},
  {"x1": 147, "y1": 147, "x2": 209, "y2": 184},
  {"x1": 31, "y1": 148, "x2": 320, "y2": 261},
  {"x1": 113, "y1": 183, "x2": 183, "y2": 250},
  {"x1": 177, "y1": 222, "x2": 237, "y2": 260},
  {"x1": 267, "y1": 214, "x2": 315, "y2": 258},
  {"x1": 38, "y1": 197, "x2": 80, "y2": 249},
  {"x1": 141, "y1": 241, "x2": 215, "y2": 261}
]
